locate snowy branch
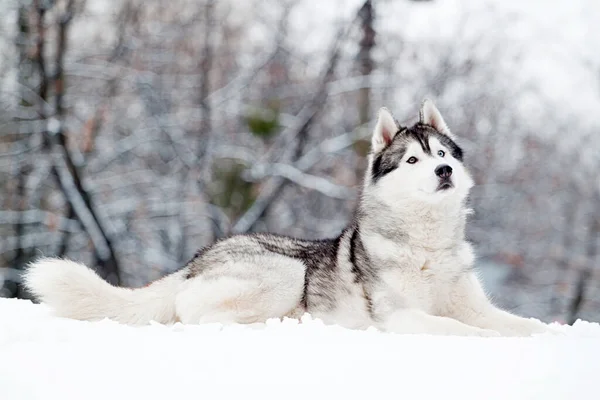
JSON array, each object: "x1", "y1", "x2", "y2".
[{"x1": 245, "y1": 163, "x2": 353, "y2": 199}]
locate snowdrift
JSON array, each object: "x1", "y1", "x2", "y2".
[{"x1": 1, "y1": 298, "x2": 599, "y2": 400}]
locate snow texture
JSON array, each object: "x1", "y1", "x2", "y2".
[{"x1": 1, "y1": 298, "x2": 599, "y2": 400}]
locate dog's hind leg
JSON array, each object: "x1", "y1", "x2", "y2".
[
  {"x1": 174, "y1": 259, "x2": 305, "y2": 325},
  {"x1": 175, "y1": 277, "x2": 257, "y2": 324}
]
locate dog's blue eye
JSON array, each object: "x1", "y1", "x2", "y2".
[
  {"x1": 438, "y1": 150, "x2": 445, "y2": 157},
  {"x1": 407, "y1": 157, "x2": 418, "y2": 164}
]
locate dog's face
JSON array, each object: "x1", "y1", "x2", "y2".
[{"x1": 366, "y1": 100, "x2": 474, "y2": 206}]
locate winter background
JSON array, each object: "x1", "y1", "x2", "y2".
[{"x1": 1, "y1": 0, "x2": 600, "y2": 398}]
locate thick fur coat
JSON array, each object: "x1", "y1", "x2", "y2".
[{"x1": 24, "y1": 100, "x2": 555, "y2": 336}]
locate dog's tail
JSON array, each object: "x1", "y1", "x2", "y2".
[{"x1": 23, "y1": 257, "x2": 188, "y2": 326}]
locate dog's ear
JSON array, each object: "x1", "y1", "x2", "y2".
[
  {"x1": 419, "y1": 99, "x2": 456, "y2": 140},
  {"x1": 372, "y1": 107, "x2": 400, "y2": 153}
]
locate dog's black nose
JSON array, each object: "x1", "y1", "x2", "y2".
[{"x1": 435, "y1": 164, "x2": 453, "y2": 179}]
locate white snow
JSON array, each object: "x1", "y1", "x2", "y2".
[{"x1": 1, "y1": 298, "x2": 599, "y2": 400}]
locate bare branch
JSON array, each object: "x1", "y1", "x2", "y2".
[
  {"x1": 33, "y1": 0, "x2": 49, "y2": 116},
  {"x1": 0, "y1": 210, "x2": 79, "y2": 232},
  {"x1": 245, "y1": 163, "x2": 353, "y2": 199}
]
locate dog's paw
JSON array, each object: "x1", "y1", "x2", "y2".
[
  {"x1": 450, "y1": 327, "x2": 500, "y2": 337},
  {"x1": 475, "y1": 328, "x2": 502, "y2": 337},
  {"x1": 498, "y1": 318, "x2": 557, "y2": 337}
]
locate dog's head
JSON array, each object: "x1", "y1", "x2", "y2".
[{"x1": 364, "y1": 100, "x2": 474, "y2": 206}]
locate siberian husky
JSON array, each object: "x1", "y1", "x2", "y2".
[{"x1": 24, "y1": 100, "x2": 554, "y2": 336}]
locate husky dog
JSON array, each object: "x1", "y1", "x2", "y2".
[{"x1": 24, "y1": 100, "x2": 554, "y2": 336}]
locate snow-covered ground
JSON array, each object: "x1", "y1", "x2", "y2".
[{"x1": 1, "y1": 298, "x2": 599, "y2": 400}]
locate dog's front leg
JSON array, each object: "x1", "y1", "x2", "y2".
[
  {"x1": 380, "y1": 308, "x2": 500, "y2": 337},
  {"x1": 445, "y1": 272, "x2": 554, "y2": 337}
]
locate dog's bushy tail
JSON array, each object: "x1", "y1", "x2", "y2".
[{"x1": 23, "y1": 257, "x2": 186, "y2": 326}]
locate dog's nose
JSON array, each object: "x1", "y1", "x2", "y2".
[{"x1": 435, "y1": 164, "x2": 453, "y2": 179}]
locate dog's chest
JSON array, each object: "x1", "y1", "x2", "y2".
[
  {"x1": 362, "y1": 233, "x2": 474, "y2": 313},
  {"x1": 379, "y1": 247, "x2": 469, "y2": 313}
]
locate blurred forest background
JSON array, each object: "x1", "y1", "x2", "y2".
[{"x1": 1, "y1": 0, "x2": 599, "y2": 324}]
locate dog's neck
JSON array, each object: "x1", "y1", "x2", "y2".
[{"x1": 356, "y1": 192, "x2": 469, "y2": 251}]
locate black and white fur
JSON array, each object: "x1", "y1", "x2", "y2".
[{"x1": 24, "y1": 100, "x2": 554, "y2": 336}]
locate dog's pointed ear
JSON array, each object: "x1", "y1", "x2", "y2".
[
  {"x1": 419, "y1": 99, "x2": 456, "y2": 140},
  {"x1": 372, "y1": 107, "x2": 400, "y2": 153}
]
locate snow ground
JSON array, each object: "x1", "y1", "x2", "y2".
[{"x1": 1, "y1": 298, "x2": 599, "y2": 400}]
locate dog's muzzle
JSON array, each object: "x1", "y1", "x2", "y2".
[
  {"x1": 437, "y1": 179, "x2": 454, "y2": 191},
  {"x1": 435, "y1": 164, "x2": 453, "y2": 191}
]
